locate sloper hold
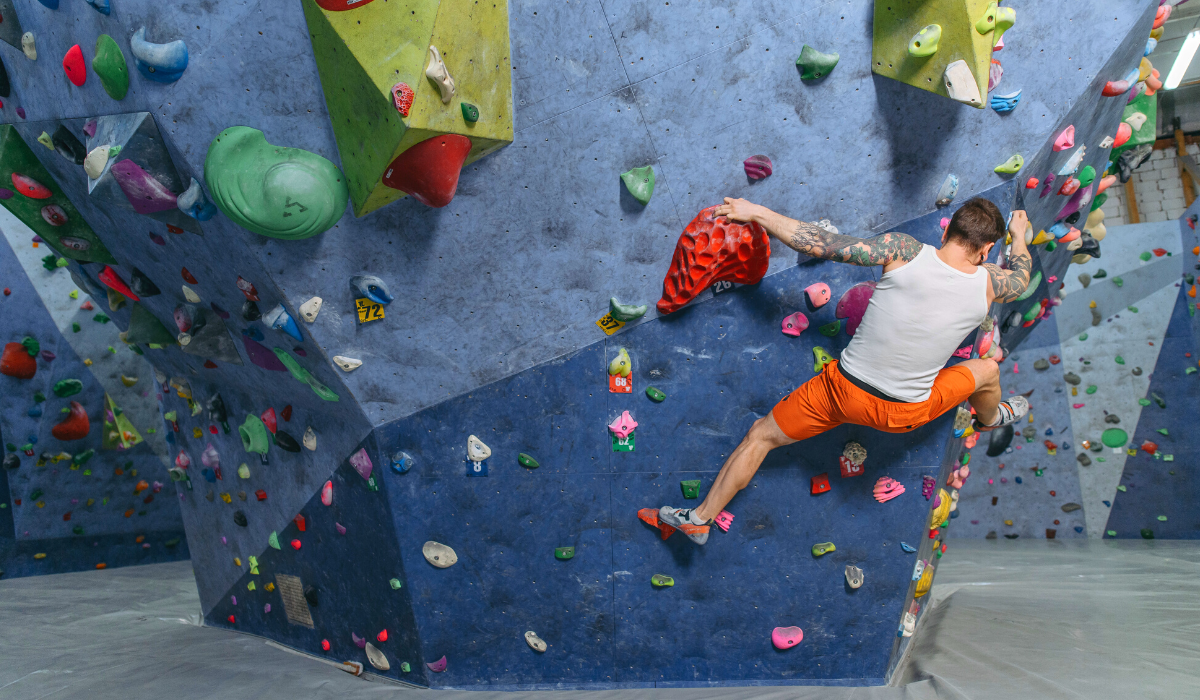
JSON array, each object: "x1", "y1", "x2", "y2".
[
  {"x1": 51, "y1": 126, "x2": 85, "y2": 165},
  {"x1": 62, "y1": 45, "x2": 86, "y2": 86},
  {"x1": 935, "y1": 173, "x2": 958, "y2": 207},
  {"x1": 21, "y1": 32, "x2": 35, "y2": 61},
  {"x1": 743, "y1": 155, "x2": 772, "y2": 179},
  {"x1": 349, "y1": 274, "x2": 393, "y2": 304},
  {"x1": 620, "y1": 165, "x2": 655, "y2": 205},
  {"x1": 110, "y1": 159, "x2": 178, "y2": 214},
  {"x1": 124, "y1": 304, "x2": 176, "y2": 344},
  {"x1": 845, "y1": 564, "x2": 864, "y2": 589},
  {"x1": 467, "y1": 435, "x2": 491, "y2": 461},
  {"x1": 943, "y1": 60, "x2": 983, "y2": 107},
  {"x1": 0, "y1": 342, "x2": 36, "y2": 378},
  {"x1": 86, "y1": 0, "x2": 110, "y2": 13},
  {"x1": 205, "y1": 127, "x2": 348, "y2": 238},
  {"x1": 657, "y1": 206, "x2": 770, "y2": 314},
  {"x1": 781, "y1": 311, "x2": 808, "y2": 336},
  {"x1": 93, "y1": 35, "x2": 129, "y2": 100},
  {"x1": 423, "y1": 541, "x2": 457, "y2": 568},
  {"x1": 299, "y1": 297, "x2": 323, "y2": 322},
  {"x1": 796, "y1": 45, "x2": 838, "y2": 80},
  {"x1": 908, "y1": 24, "x2": 941, "y2": 57},
  {"x1": 835, "y1": 281, "x2": 876, "y2": 336},
  {"x1": 380, "y1": 133, "x2": 472, "y2": 208},
  {"x1": 771, "y1": 626, "x2": 803, "y2": 649},
  {"x1": 130, "y1": 27, "x2": 189, "y2": 83}
]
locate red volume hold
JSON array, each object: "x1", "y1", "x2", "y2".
[
  {"x1": 381, "y1": 134, "x2": 472, "y2": 208},
  {"x1": 657, "y1": 206, "x2": 770, "y2": 315}
]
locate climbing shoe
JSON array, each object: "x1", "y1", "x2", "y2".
[
  {"x1": 975, "y1": 395, "x2": 1030, "y2": 431},
  {"x1": 658, "y1": 506, "x2": 710, "y2": 545}
]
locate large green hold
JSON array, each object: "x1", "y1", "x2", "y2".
[
  {"x1": 797, "y1": 45, "x2": 839, "y2": 80},
  {"x1": 204, "y1": 127, "x2": 349, "y2": 240},
  {"x1": 1101, "y1": 428, "x2": 1128, "y2": 448},
  {"x1": 271, "y1": 347, "x2": 340, "y2": 401},
  {"x1": 1014, "y1": 271, "x2": 1041, "y2": 301},
  {"x1": 93, "y1": 35, "x2": 129, "y2": 100},
  {"x1": 53, "y1": 379, "x2": 83, "y2": 398},
  {"x1": 124, "y1": 304, "x2": 176, "y2": 345},
  {"x1": 620, "y1": 166, "x2": 655, "y2": 205}
]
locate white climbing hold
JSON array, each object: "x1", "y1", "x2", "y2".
[
  {"x1": 84, "y1": 146, "x2": 118, "y2": 180},
  {"x1": 177, "y1": 332, "x2": 192, "y2": 346},
  {"x1": 303, "y1": 426, "x2": 317, "y2": 451},
  {"x1": 21, "y1": 32, "x2": 36, "y2": 61},
  {"x1": 1057, "y1": 146, "x2": 1086, "y2": 176},
  {"x1": 943, "y1": 60, "x2": 983, "y2": 107},
  {"x1": 182, "y1": 285, "x2": 201, "y2": 303},
  {"x1": 525, "y1": 631, "x2": 547, "y2": 652},
  {"x1": 1098, "y1": 136, "x2": 1114, "y2": 149},
  {"x1": 423, "y1": 541, "x2": 458, "y2": 568},
  {"x1": 299, "y1": 297, "x2": 323, "y2": 323},
  {"x1": 364, "y1": 642, "x2": 389, "y2": 671},
  {"x1": 1125, "y1": 112, "x2": 1148, "y2": 131},
  {"x1": 467, "y1": 434, "x2": 491, "y2": 462},
  {"x1": 425, "y1": 45, "x2": 455, "y2": 104},
  {"x1": 333, "y1": 356, "x2": 362, "y2": 372},
  {"x1": 900, "y1": 612, "x2": 916, "y2": 637}
]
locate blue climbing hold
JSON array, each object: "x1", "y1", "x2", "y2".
[
  {"x1": 27, "y1": 405, "x2": 42, "y2": 418},
  {"x1": 900, "y1": 542, "x2": 916, "y2": 553},
  {"x1": 1048, "y1": 221, "x2": 1070, "y2": 239},
  {"x1": 350, "y1": 275, "x2": 393, "y2": 305},
  {"x1": 391, "y1": 451, "x2": 414, "y2": 473},
  {"x1": 1146, "y1": 38, "x2": 1157, "y2": 56},
  {"x1": 202, "y1": 468, "x2": 216, "y2": 482},
  {"x1": 86, "y1": 0, "x2": 111, "y2": 14},
  {"x1": 178, "y1": 178, "x2": 218, "y2": 221},
  {"x1": 263, "y1": 304, "x2": 303, "y2": 342},
  {"x1": 36, "y1": 0, "x2": 59, "y2": 8},
  {"x1": 1015, "y1": 476, "x2": 1023, "y2": 484},
  {"x1": 989, "y1": 90, "x2": 1021, "y2": 113},
  {"x1": 1103, "y1": 500, "x2": 1111, "y2": 507},
  {"x1": 242, "y1": 327, "x2": 265, "y2": 342},
  {"x1": 1074, "y1": 526, "x2": 1083, "y2": 533},
  {"x1": 130, "y1": 27, "x2": 189, "y2": 83}
]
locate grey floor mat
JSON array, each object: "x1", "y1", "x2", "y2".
[{"x1": 2, "y1": 540, "x2": 1197, "y2": 700}]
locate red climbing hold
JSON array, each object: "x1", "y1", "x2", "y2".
[
  {"x1": 1140, "y1": 440, "x2": 1158, "y2": 455},
  {"x1": 810, "y1": 473, "x2": 831, "y2": 495},
  {"x1": 181, "y1": 267, "x2": 197, "y2": 284},
  {"x1": 1113, "y1": 122, "x2": 1132, "y2": 148},
  {"x1": 391, "y1": 82, "x2": 414, "y2": 116},
  {"x1": 377, "y1": 629, "x2": 388, "y2": 642},
  {"x1": 381, "y1": 134, "x2": 473, "y2": 208},
  {"x1": 12, "y1": 173, "x2": 51, "y2": 199},
  {"x1": 97, "y1": 266, "x2": 140, "y2": 301},
  {"x1": 260, "y1": 407, "x2": 277, "y2": 434},
  {"x1": 1152, "y1": 248, "x2": 1167, "y2": 257},
  {"x1": 322, "y1": 639, "x2": 331, "y2": 651},
  {"x1": 63, "y1": 45, "x2": 87, "y2": 86},
  {"x1": 167, "y1": 224, "x2": 184, "y2": 234},
  {"x1": 1102, "y1": 80, "x2": 1130, "y2": 97},
  {"x1": 294, "y1": 514, "x2": 306, "y2": 531},
  {"x1": 255, "y1": 489, "x2": 267, "y2": 501},
  {"x1": 290, "y1": 539, "x2": 301, "y2": 550},
  {"x1": 228, "y1": 615, "x2": 236, "y2": 624},
  {"x1": 281, "y1": 404, "x2": 293, "y2": 422},
  {"x1": 656, "y1": 206, "x2": 770, "y2": 315},
  {"x1": 236, "y1": 276, "x2": 259, "y2": 301},
  {"x1": 1025, "y1": 177, "x2": 1039, "y2": 189},
  {"x1": 52, "y1": 401, "x2": 90, "y2": 441},
  {"x1": 0, "y1": 343, "x2": 36, "y2": 379},
  {"x1": 203, "y1": 360, "x2": 218, "y2": 369}
]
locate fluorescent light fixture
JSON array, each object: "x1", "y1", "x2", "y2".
[{"x1": 1165, "y1": 29, "x2": 1200, "y2": 89}]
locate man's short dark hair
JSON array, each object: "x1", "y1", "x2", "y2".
[{"x1": 945, "y1": 197, "x2": 1006, "y2": 251}]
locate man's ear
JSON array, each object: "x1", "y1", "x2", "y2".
[{"x1": 980, "y1": 242, "x2": 995, "y2": 263}]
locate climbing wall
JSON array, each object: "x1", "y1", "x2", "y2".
[{"x1": 0, "y1": 0, "x2": 1166, "y2": 689}]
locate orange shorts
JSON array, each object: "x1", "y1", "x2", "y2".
[{"x1": 771, "y1": 360, "x2": 976, "y2": 441}]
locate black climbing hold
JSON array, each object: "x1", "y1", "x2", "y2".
[
  {"x1": 2, "y1": 454, "x2": 18, "y2": 469},
  {"x1": 273, "y1": 430, "x2": 301, "y2": 452},
  {"x1": 986, "y1": 424, "x2": 1013, "y2": 456},
  {"x1": 233, "y1": 510, "x2": 248, "y2": 527},
  {"x1": 241, "y1": 300, "x2": 262, "y2": 322},
  {"x1": 207, "y1": 393, "x2": 229, "y2": 431},
  {"x1": 0, "y1": 54, "x2": 9, "y2": 99},
  {"x1": 1003, "y1": 533, "x2": 1019, "y2": 539},
  {"x1": 52, "y1": 125, "x2": 86, "y2": 165},
  {"x1": 1140, "y1": 528, "x2": 1154, "y2": 540},
  {"x1": 304, "y1": 585, "x2": 319, "y2": 607},
  {"x1": 1064, "y1": 210, "x2": 1081, "y2": 225},
  {"x1": 129, "y1": 268, "x2": 161, "y2": 297}
]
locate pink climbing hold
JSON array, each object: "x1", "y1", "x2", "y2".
[
  {"x1": 947, "y1": 466, "x2": 969, "y2": 489},
  {"x1": 335, "y1": 522, "x2": 347, "y2": 535},
  {"x1": 714, "y1": 510, "x2": 735, "y2": 532},
  {"x1": 608, "y1": 410, "x2": 638, "y2": 439},
  {"x1": 427, "y1": 656, "x2": 448, "y2": 673},
  {"x1": 1072, "y1": 403, "x2": 1084, "y2": 409},
  {"x1": 349, "y1": 448, "x2": 374, "y2": 480},
  {"x1": 743, "y1": 155, "x2": 773, "y2": 180},
  {"x1": 109, "y1": 160, "x2": 179, "y2": 214},
  {"x1": 951, "y1": 346, "x2": 972, "y2": 359},
  {"x1": 939, "y1": 217, "x2": 950, "y2": 229},
  {"x1": 41, "y1": 204, "x2": 68, "y2": 226},
  {"x1": 771, "y1": 626, "x2": 803, "y2": 649},
  {"x1": 835, "y1": 281, "x2": 876, "y2": 336},
  {"x1": 63, "y1": 45, "x2": 87, "y2": 86},
  {"x1": 922, "y1": 475, "x2": 936, "y2": 500},
  {"x1": 780, "y1": 311, "x2": 809, "y2": 337},
  {"x1": 1113, "y1": 122, "x2": 1132, "y2": 148},
  {"x1": 993, "y1": 35, "x2": 1004, "y2": 52},
  {"x1": 391, "y1": 82, "x2": 414, "y2": 116},
  {"x1": 1013, "y1": 362, "x2": 1019, "y2": 373},
  {"x1": 873, "y1": 477, "x2": 905, "y2": 503},
  {"x1": 988, "y1": 59, "x2": 1002, "y2": 92},
  {"x1": 321, "y1": 480, "x2": 332, "y2": 506},
  {"x1": 201, "y1": 443, "x2": 220, "y2": 468},
  {"x1": 805, "y1": 282, "x2": 831, "y2": 309},
  {"x1": 1053, "y1": 125, "x2": 1075, "y2": 152}
]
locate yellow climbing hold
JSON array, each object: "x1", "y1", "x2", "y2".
[
  {"x1": 994, "y1": 154, "x2": 1023, "y2": 174},
  {"x1": 1031, "y1": 230, "x2": 1053, "y2": 245},
  {"x1": 1004, "y1": 519, "x2": 1013, "y2": 526},
  {"x1": 120, "y1": 375, "x2": 138, "y2": 386},
  {"x1": 34, "y1": 552, "x2": 47, "y2": 559},
  {"x1": 608, "y1": 347, "x2": 631, "y2": 377},
  {"x1": 908, "y1": 24, "x2": 941, "y2": 57},
  {"x1": 930, "y1": 489, "x2": 951, "y2": 528},
  {"x1": 234, "y1": 557, "x2": 242, "y2": 567},
  {"x1": 1089, "y1": 300, "x2": 1097, "y2": 309},
  {"x1": 914, "y1": 565, "x2": 934, "y2": 597}
]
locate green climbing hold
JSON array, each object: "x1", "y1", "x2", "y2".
[
  {"x1": 1077, "y1": 165, "x2": 1096, "y2": 187},
  {"x1": 650, "y1": 574, "x2": 674, "y2": 587},
  {"x1": 30, "y1": 489, "x2": 43, "y2": 501},
  {"x1": 1093, "y1": 269, "x2": 1107, "y2": 279},
  {"x1": 555, "y1": 547, "x2": 575, "y2": 560},
  {"x1": 1157, "y1": 515, "x2": 1168, "y2": 522},
  {"x1": 1014, "y1": 271, "x2": 1041, "y2": 301},
  {"x1": 1086, "y1": 385, "x2": 1097, "y2": 395},
  {"x1": 1114, "y1": 356, "x2": 1125, "y2": 365},
  {"x1": 400, "y1": 662, "x2": 411, "y2": 673},
  {"x1": 1157, "y1": 428, "x2": 1169, "y2": 436},
  {"x1": 1078, "y1": 333, "x2": 1088, "y2": 341},
  {"x1": 460, "y1": 102, "x2": 479, "y2": 123},
  {"x1": 1022, "y1": 301, "x2": 1041, "y2": 322},
  {"x1": 518, "y1": 453, "x2": 540, "y2": 468},
  {"x1": 268, "y1": 531, "x2": 281, "y2": 550},
  {"x1": 907, "y1": 24, "x2": 941, "y2": 57},
  {"x1": 1117, "y1": 485, "x2": 1126, "y2": 492},
  {"x1": 1152, "y1": 393, "x2": 1165, "y2": 408},
  {"x1": 204, "y1": 127, "x2": 349, "y2": 240},
  {"x1": 389, "y1": 578, "x2": 403, "y2": 589},
  {"x1": 645, "y1": 386, "x2": 666, "y2": 402},
  {"x1": 21, "y1": 337, "x2": 39, "y2": 356},
  {"x1": 1138, "y1": 398, "x2": 1151, "y2": 407},
  {"x1": 819, "y1": 320, "x2": 841, "y2": 337},
  {"x1": 797, "y1": 44, "x2": 839, "y2": 80},
  {"x1": 1140, "y1": 529, "x2": 1154, "y2": 540},
  {"x1": 73, "y1": 449, "x2": 94, "y2": 465},
  {"x1": 93, "y1": 35, "x2": 129, "y2": 100},
  {"x1": 811, "y1": 541, "x2": 835, "y2": 556},
  {"x1": 72, "y1": 323, "x2": 81, "y2": 333},
  {"x1": 72, "y1": 525, "x2": 83, "y2": 535},
  {"x1": 609, "y1": 297, "x2": 648, "y2": 322},
  {"x1": 94, "y1": 313, "x2": 110, "y2": 324},
  {"x1": 1091, "y1": 192, "x2": 1107, "y2": 211},
  {"x1": 994, "y1": 154, "x2": 1023, "y2": 174},
  {"x1": 1101, "y1": 428, "x2": 1128, "y2": 448},
  {"x1": 1045, "y1": 241, "x2": 1057, "y2": 252},
  {"x1": 680, "y1": 479, "x2": 701, "y2": 499},
  {"x1": 1113, "y1": 277, "x2": 1123, "y2": 287},
  {"x1": 975, "y1": 1, "x2": 998, "y2": 33},
  {"x1": 1128, "y1": 306, "x2": 1138, "y2": 313},
  {"x1": 53, "y1": 379, "x2": 83, "y2": 398},
  {"x1": 1139, "y1": 251, "x2": 1151, "y2": 262},
  {"x1": 33, "y1": 392, "x2": 45, "y2": 403},
  {"x1": 124, "y1": 304, "x2": 176, "y2": 345},
  {"x1": 620, "y1": 165, "x2": 655, "y2": 206},
  {"x1": 1106, "y1": 530, "x2": 1117, "y2": 537},
  {"x1": 239, "y1": 414, "x2": 270, "y2": 455},
  {"x1": 813, "y1": 346, "x2": 834, "y2": 373},
  {"x1": 271, "y1": 348, "x2": 340, "y2": 401},
  {"x1": 41, "y1": 255, "x2": 58, "y2": 271}
]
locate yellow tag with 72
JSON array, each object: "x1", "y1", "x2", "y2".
[
  {"x1": 356, "y1": 298, "x2": 385, "y2": 324},
  {"x1": 596, "y1": 313, "x2": 624, "y2": 335}
]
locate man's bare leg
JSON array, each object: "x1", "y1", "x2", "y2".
[
  {"x1": 694, "y1": 414, "x2": 796, "y2": 521},
  {"x1": 961, "y1": 357, "x2": 1028, "y2": 430}
]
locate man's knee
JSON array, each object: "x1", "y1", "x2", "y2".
[
  {"x1": 745, "y1": 414, "x2": 791, "y2": 449},
  {"x1": 967, "y1": 358, "x2": 999, "y2": 391}
]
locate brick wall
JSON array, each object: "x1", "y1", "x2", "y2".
[{"x1": 1103, "y1": 143, "x2": 1200, "y2": 224}]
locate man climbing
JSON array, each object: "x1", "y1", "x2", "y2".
[{"x1": 661, "y1": 197, "x2": 1033, "y2": 544}]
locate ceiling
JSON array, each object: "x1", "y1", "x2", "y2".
[{"x1": 1152, "y1": 1, "x2": 1200, "y2": 87}]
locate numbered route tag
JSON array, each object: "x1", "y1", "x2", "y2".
[
  {"x1": 356, "y1": 298, "x2": 386, "y2": 324},
  {"x1": 711, "y1": 281, "x2": 741, "y2": 295},
  {"x1": 467, "y1": 458, "x2": 489, "y2": 477},
  {"x1": 595, "y1": 313, "x2": 625, "y2": 335},
  {"x1": 609, "y1": 374, "x2": 632, "y2": 394},
  {"x1": 612, "y1": 434, "x2": 635, "y2": 452}
]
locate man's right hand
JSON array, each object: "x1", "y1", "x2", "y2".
[
  {"x1": 713, "y1": 197, "x2": 764, "y2": 223},
  {"x1": 1008, "y1": 209, "x2": 1029, "y2": 238}
]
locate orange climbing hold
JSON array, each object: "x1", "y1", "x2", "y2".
[
  {"x1": 1189, "y1": 285, "x2": 1196, "y2": 298},
  {"x1": 657, "y1": 206, "x2": 770, "y2": 315},
  {"x1": 638, "y1": 507, "x2": 677, "y2": 540},
  {"x1": 96, "y1": 563, "x2": 107, "y2": 569}
]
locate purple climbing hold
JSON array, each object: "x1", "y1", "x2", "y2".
[
  {"x1": 40, "y1": 350, "x2": 56, "y2": 362},
  {"x1": 16, "y1": 108, "x2": 25, "y2": 119},
  {"x1": 349, "y1": 448, "x2": 373, "y2": 480},
  {"x1": 834, "y1": 281, "x2": 876, "y2": 336},
  {"x1": 0, "y1": 189, "x2": 12, "y2": 199},
  {"x1": 84, "y1": 120, "x2": 97, "y2": 137},
  {"x1": 352, "y1": 632, "x2": 367, "y2": 648},
  {"x1": 1055, "y1": 185, "x2": 1090, "y2": 221},
  {"x1": 149, "y1": 232, "x2": 166, "y2": 245},
  {"x1": 427, "y1": 656, "x2": 447, "y2": 673},
  {"x1": 241, "y1": 334, "x2": 287, "y2": 371},
  {"x1": 743, "y1": 155, "x2": 773, "y2": 180},
  {"x1": 335, "y1": 522, "x2": 347, "y2": 535},
  {"x1": 1039, "y1": 174, "x2": 1056, "y2": 199},
  {"x1": 109, "y1": 159, "x2": 179, "y2": 214}
]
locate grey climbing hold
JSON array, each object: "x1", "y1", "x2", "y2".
[
  {"x1": 422, "y1": 541, "x2": 457, "y2": 568},
  {"x1": 1078, "y1": 273, "x2": 1091, "y2": 288},
  {"x1": 845, "y1": 564, "x2": 864, "y2": 589},
  {"x1": 1077, "y1": 453, "x2": 1091, "y2": 466},
  {"x1": 1034, "y1": 359, "x2": 1049, "y2": 370},
  {"x1": 365, "y1": 642, "x2": 389, "y2": 671},
  {"x1": 525, "y1": 631, "x2": 548, "y2": 652},
  {"x1": 1061, "y1": 503, "x2": 1082, "y2": 512},
  {"x1": 936, "y1": 174, "x2": 958, "y2": 207},
  {"x1": 1063, "y1": 372, "x2": 1081, "y2": 385},
  {"x1": 129, "y1": 27, "x2": 188, "y2": 83}
]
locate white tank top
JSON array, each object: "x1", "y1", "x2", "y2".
[{"x1": 838, "y1": 245, "x2": 988, "y2": 402}]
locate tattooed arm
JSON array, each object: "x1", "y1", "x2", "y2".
[
  {"x1": 712, "y1": 197, "x2": 923, "y2": 270},
  {"x1": 981, "y1": 209, "x2": 1032, "y2": 304}
]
